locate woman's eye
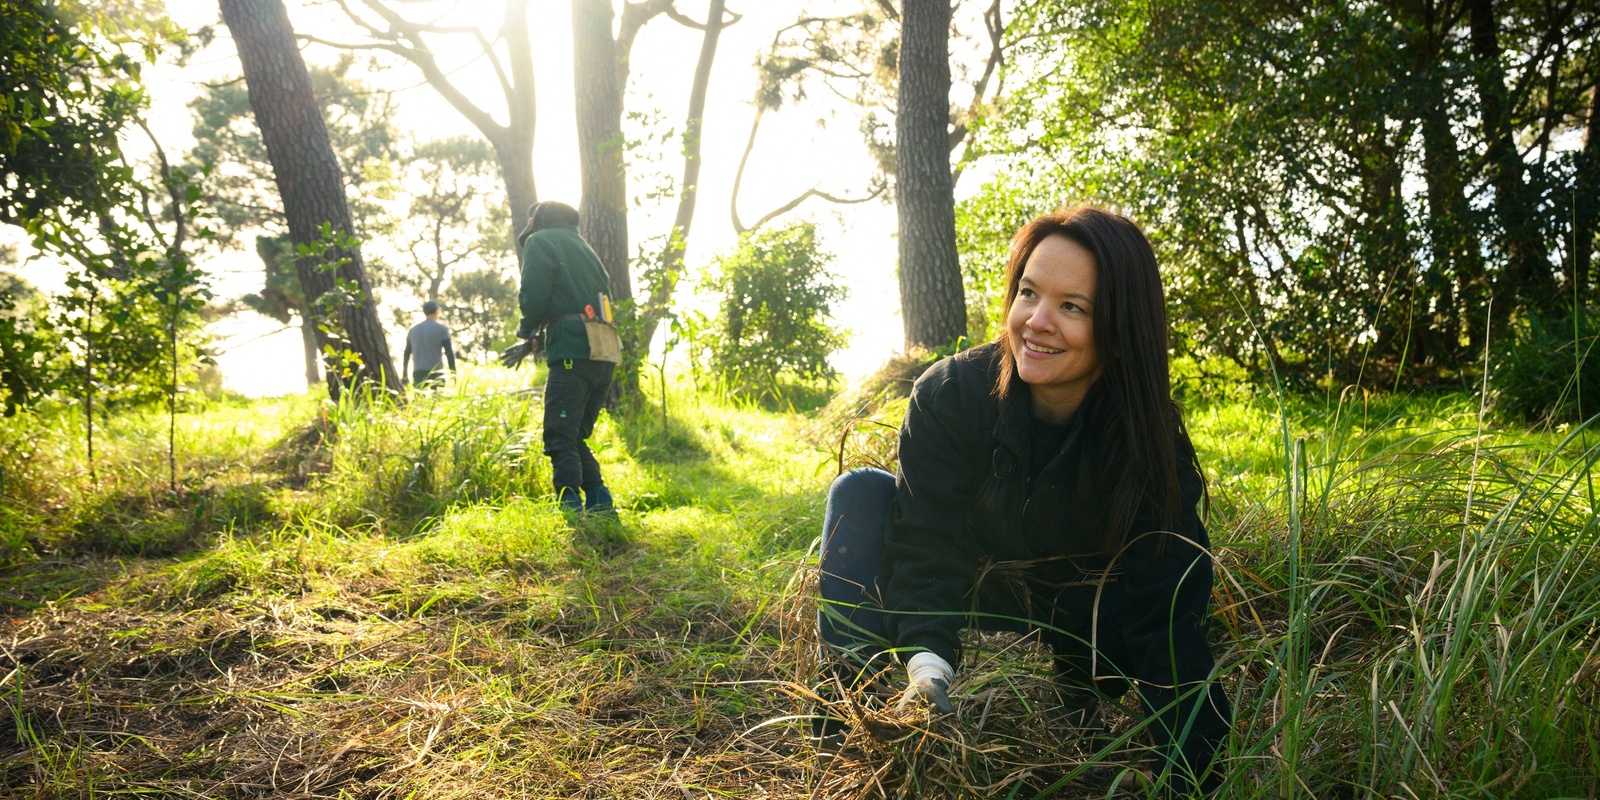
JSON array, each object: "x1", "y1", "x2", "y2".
[{"x1": 1019, "y1": 288, "x2": 1036, "y2": 299}]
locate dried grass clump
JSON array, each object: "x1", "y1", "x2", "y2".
[{"x1": 805, "y1": 349, "x2": 943, "y2": 476}]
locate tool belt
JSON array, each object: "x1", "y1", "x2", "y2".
[{"x1": 547, "y1": 292, "x2": 620, "y2": 363}]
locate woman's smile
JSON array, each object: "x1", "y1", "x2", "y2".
[{"x1": 1006, "y1": 233, "x2": 1101, "y2": 423}]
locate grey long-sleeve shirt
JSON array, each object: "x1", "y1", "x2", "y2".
[{"x1": 404, "y1": 318, "x2": 456, "y2": 375}]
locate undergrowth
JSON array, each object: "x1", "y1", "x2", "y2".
[{"x1": 1, "y1": 364, "x2": 1596, "y2": 798}]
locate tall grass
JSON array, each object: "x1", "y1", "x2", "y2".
[
  {"x1": 807, "y1": 391, "x2": 1600, "y2": 797},
  {"x1": 2, "y1": 363, "x2": 1595, "y2": 798},
  {"x1": 314, "y1": 368, "x2": 551, "y2": 533},
  {"x1": 1202, "y1": 393, "x2": 1600, "y2": 796}
]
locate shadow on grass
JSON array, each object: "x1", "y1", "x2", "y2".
[{"x1": 1, "y1": 477, "x2": 287, "y2": 614}]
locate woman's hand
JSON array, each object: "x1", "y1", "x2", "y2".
[{"x1": 898, "y1": 652, "x2": 955, "y2": 715}]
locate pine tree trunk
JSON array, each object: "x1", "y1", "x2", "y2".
[
  {"x1": 897, "y1": 0, "x2": 967, "y2": 351},
  {"x1": 500, "y1": 0, "x2": 538, "y2": 242},
  {"x1": 572, "y1": 0, "x2": 631, "y2": 305},
  {"x1": 220, "y1": 0, "x2": 400, "y2": 398},
  {"x1": 299, "y1": 319, "x2": 321, "y2": 387},
  {"x1": 493, "y1": 128, "x2": 537, "y2": 246},
  {"x1": 639, "y1": 0, "x2": 727, "y2": 357}
]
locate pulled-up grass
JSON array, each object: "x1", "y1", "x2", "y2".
[{"x1": 3, "y1": 366, "x2": 1597, "y2": 798}]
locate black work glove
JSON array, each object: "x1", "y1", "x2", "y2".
[{"x1": 499, "y1": 338, "x2": 536, "y2": 369}]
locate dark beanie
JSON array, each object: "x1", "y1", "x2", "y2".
[{"x1": 517, "y1": 201, "x2": 581, "y2": 248}]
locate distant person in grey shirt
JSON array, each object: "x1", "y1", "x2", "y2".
[{"x1": 403, "y1": 301, "x2": 456, "y2": 387}]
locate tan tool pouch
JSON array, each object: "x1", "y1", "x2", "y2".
[{"x1": 584, "y1": 320, "x2": 622, "y2": 363}]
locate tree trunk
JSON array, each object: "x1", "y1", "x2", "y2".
[
  {"x1": 500, "y1": 0, "x2": 538, "y2": 240},
  {"x1": 572, "y1": 0, "x2": 632, "y2": 306},
  {"x1": 299, "y1": 318, "x2": 322, "y2": 387},
  {"x1": 1468, "y1": 0, "x2": 1553, "y2": 313},
  {"x1": 897, "y1": 0, "x2": 967, "y2": 350},
  {"x1": 1573, "y1": 83, "x2": 1599, "y2": 301},
  {"x1": 220, "y1": 0, "x2": 400, "y2": 399},
  {"x1": 493, "y1": 129, "x2": 537, "y2": 246},
  {"x1": 640, "y1": 0, "x2": 727, "y2": 356},
  {"x1": 1420, "y1": 73, "x2": 1487, "y2": 364}
]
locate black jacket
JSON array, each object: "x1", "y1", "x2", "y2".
[{"x1": 882, "y1": 342, "x2": 1228, "y2": 783}]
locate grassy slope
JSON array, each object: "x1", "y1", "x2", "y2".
[{"x1": 2, "y1": 368, "x2": 1598, "y2": 798}]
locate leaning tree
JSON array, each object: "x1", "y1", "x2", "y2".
[{"x1": 219, "y1": 0, "x2": 400, "y2": 397}]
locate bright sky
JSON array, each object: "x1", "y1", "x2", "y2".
[{"x1": 7, "y1": 0, "x2": 995, "y2": 397}]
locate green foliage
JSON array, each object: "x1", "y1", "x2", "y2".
[
  {"x1": 691, "y1": 222, "x2": 848, "y2": 394},
  {"x1": 439, "y1": 266, "x2": 519, "y2": 362},
  {"x1": 0, "y1": 271, "x2": 59, "y2": 414},
  {"x1": 372, "y1": 135, "x2": 508, "y2": 312},
  {"x1": 976, "y1": 0, "x2": 1596, "y2": 390},
  {"x1": 953, "y1": 174, "x2": 1053, "y2": 342},
  {"x1": 316, "y1": 372, "x2": 549, "y2": 531},
  {"x1": 1491, "y1": 308, "x2": 1600, "y2": 424},
  {"x1": 0, "y1": 393, "x2": 312, "y2": 577},
  {"x1": 0, "y1": 0, "x2": 212, "y2": 428},
  {"x1": 0, "y1": 0, "x2": 146, "y2": 226}
]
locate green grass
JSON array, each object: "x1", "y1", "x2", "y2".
[{"x1": 1, "y1": 364, "x2": 1596, "y2": 798}]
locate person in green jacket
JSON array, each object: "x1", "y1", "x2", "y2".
[{"x1": 513, "y1": 201, "x2": 620, "y2": 514}]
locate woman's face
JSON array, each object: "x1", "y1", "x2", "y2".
[{"x1": 1007, "y1": 234, "x2": 1102, "y2": 421}]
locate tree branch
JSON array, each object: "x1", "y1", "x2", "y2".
[
  {"x1": 336, "y1": 0, "x2": 510, "y2": 141},
  {"x1": 952, "y1": 0, "x2": 1005, "y2": 186},
  {"x1": 138, "y1": 119, "x2": 184, "y2": 254},
  {"x1": 664, "y1": 5, "x2": 743, "y2": 29},
  {"x1": 746, "y1": 183, "x2": 885, "y2": 233}
]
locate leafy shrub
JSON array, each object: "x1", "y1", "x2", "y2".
[
  {"x1": 0, "y1": 271, "x2": 60, "y2": 415},
  {"x1": 440, "y1": 267, "x2": 520, "y2": 361},
  {"x1": 691, "y1": 222, "x2": 848, "y2": 392},
  {"x1": 1492, "y1": 308, "x2": 1600, "y2": 423}
]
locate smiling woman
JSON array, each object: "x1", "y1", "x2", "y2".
[
  {"x1": 811, "y1": 205, "x2": 1231, "y2": 794},
  {"x1": 1005, "y1": 233, "x2": 1102, "y2": 422}
]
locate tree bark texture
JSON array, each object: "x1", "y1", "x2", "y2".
[
  {"x1": 1468, "y1": 0, "x2": 1553, "y2": 311},
  {"x1": 572, "y1": 0, "x2": 632, "y2": 305},
  {"x1": 896, "y1": 0, "x2": 967, "y2": 350},
  {"x1": 499, "y1": 0, "x2": 538, "y2": 239},
  {"x1": 299, "y1": 320, "x2": 322, "y2": 387},
  {"x1": 220, "y1": 0, "x2": 400, "y2": 397}
]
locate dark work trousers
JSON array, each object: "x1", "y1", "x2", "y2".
[{"x1": 543, "y1": 359, "x2": 614, "y2": 491}]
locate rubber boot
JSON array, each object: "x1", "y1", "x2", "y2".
[
  {"x1": 582, "y1": 483, "x2": 616, "y2": 515},
  {"x1": 555, "y1": 485, "x2": 584, "y2": 514}
]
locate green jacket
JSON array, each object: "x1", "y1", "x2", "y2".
[{"x1": 515, "y1": 225, "x2": 611, "y2": 363}]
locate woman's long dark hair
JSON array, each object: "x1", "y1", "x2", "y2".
[{"x1": 995, "y1": 205, "x2": 1188, "y2": 551}]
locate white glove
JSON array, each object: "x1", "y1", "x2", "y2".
[{"x1": 899, "y1": 651, "x2": 956, "y2": 715}]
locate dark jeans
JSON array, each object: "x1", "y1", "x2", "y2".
[
  {"x1": 819, "y1": 467, "x2": 1123, "y2": 695},
  {"x1": 412, "y1": 368, "x2": 444, "y2": 387},
  {"x1": 543, "y1": 358, "x2": 613, "y2": 490},
  {"x1": 818, "y1": 467, "x2": 1224, "y2": 793}
]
